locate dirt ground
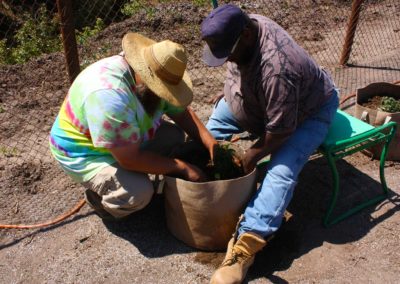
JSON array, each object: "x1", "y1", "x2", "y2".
[{"x1": 0, "y1": 1, "x2": 399, "y2": 283}]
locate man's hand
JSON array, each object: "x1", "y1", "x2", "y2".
[
  {"x1": 242, "y1": 150, "x2": 259, "y2": 174},
  {"x1": 181, "y1": 161, "x2": 208, "y2": 182},
  {"x1": 242, "y1": 132, "x2": 292, "y2": 174}
]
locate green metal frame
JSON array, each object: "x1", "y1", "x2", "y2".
[
  {"x1": 255, "y1": 111, "x2": 397, "y2": 227},
  {"x1": 319, "y1": 119, "x2": 397, "y2": 227}
]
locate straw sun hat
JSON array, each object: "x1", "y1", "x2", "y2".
[{"x1": 122, "y1": 33, "x2": 193, "y2": 108}]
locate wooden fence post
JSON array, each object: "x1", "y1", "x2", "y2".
[
  {"x1": 56, "y1": 0, "x2": 80, "y2": 83},
  {"x1": 339, "y1": 0, "x2": 365, "y2": 66}
]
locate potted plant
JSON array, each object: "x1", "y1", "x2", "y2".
[
  {"x1": 163, "y1": 141, "x2": 255, "y2": 251},
  {"x1": 354, "y1": 82, "x2": 400, "y2": 160}
]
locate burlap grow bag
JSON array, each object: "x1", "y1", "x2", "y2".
[
  {"x1": 164, "y1": 168, "x2": 256, "y2": 251},
  {"x1": 354, "y1": 82, "x2": 400, "y2": 160}
]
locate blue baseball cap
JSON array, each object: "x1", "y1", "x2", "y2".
[{"x1": 201, "y1": 4, "x2": 248, "y2": 67}]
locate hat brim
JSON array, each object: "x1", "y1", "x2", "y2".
[
  {"x1": 122, "y1": 33, "x2": 193, "y2": 108},
  {"x1": 202, "y1": 43, "x2": 229, "y2": 67}
]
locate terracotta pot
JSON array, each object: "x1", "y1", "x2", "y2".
[{"x1": 354, "y1": 82, "x2": 400, "y2": 161}]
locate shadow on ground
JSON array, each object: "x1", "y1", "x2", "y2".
[
  {"x1": 101, "y1": 156, "x2": 399, "y2": 282},
  {"x1": 103, "y1": 194, "x2": 194, "y2": 258},
  {"x1": 247, "y1": 156, "x2": 400, "y2": 283}
]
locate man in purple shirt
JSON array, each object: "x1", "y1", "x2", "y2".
[{"x1": 202, "y1": 4, "x2": 339, "y2": 283}]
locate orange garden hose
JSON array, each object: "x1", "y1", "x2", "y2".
[
  {"x1": 339, "y1": 92, "x2": 356, "y2": 106},
  {"x1": 0, "y1": 199, "x2": 86, "y2": 229}
]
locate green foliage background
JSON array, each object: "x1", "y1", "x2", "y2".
[
  {"x1": 0, "y1": 4, "x2": 60, "y2": 64},
  {"x1": 0, "y1": 0, "x2": 212, "y2": 65}
]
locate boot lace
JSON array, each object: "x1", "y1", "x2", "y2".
[{"x1": 221, "y1": 249, "x2": 250, "y2": 267}]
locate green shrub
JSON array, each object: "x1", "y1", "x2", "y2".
[
  {"x1": 192, "y1": 0, "x2": 210, "y2": 7},
  {"x1": 77, "y1": 18, "x2": 109, "y2": 70},
  {"x1": 0, "y1": 4, "x2": 61, "y2": 65},
  {"x1": 12, "y1": 5, "x2": 61, "y2": 64},
  {"x1": 121, "y1": 0, "x2": 157, "y2": 19},
  {"x1": 380, "y1": 96, "x2": 400, "y2": 113},
  {"x1": 0, "y1": 39, "x2": 12, "y2": 65},
  {"x1": 121, "y1": 0, "x2": 210, "y2": 17},
  {"x1": 121, "y1": 0, "x2": 145, "y2": 16},
  {"x1": 80, "y1": 43, "x2": 112, "y2": 70},
  {"x1": 76, "y1": 18, "x2": 105, "y2": 46}
]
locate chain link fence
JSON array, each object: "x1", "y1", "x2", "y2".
[{"x1": 0, "y1": 0, "x2": 399, "y2": 239}]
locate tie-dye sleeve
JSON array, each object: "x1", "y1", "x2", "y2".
[{"x1": 84, "y1": 89, "x2": 141, "y2": 148}]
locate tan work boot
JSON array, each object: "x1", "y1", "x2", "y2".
[{"x1": 210, "y1": 232, "x2": 266, "y2": 284}]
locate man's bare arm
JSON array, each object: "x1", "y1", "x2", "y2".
[
  {"x1": 242, "y1": 132, "x2": 291, "y2": 173},
  {"x1": 109, "y1": 142, "x2": 207, "y2": 182},
  {"x1": 169, "y1": 107, "x2": 218, "y2": 160}
]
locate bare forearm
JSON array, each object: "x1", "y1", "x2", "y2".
[
  {"x1": 243, "y1": 132, "x2": 291, "y2": 172},
  {"x1": 115, "y1": 150, "x2": 187, "y2": 177},
  {"x1": 109, "y1": 137, "x2": 208, "y2": 181},
  {"x1": 170, "y1": 107, "x2": 217, "y2": 156}
]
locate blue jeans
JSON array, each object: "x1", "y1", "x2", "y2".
[{"x1": 206, "y1": 91, "x2": 339, "y2": 238}]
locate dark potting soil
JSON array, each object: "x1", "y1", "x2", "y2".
[
  {"x1": 361, "y1": 95, "x2": 400, "y2": 112},
  {"x1": 361, "y1": 96, "x2": 382, "y2": 109},
  {"x1": 171, "y1": 141, "x2": 244, "y2": 181},
  {"x1": 211, "y1": 144, "x2": 244, "y2": 180}
]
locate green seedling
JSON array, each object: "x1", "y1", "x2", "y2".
[
  {"x1": 208, "y1": 143, "x2": 244, "y2": 180},
  {"x1": 0, "y1": 146, "x2": 19, "y2": 157},
  {"x1": 380, "y1": 96, "x2": 400, "y2": 113}
]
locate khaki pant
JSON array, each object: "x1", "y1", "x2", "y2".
[{"x1": 83, "y1": 121, "x2": 185, "y2": 218}]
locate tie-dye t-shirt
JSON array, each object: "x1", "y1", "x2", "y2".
[{"x1": 49, "y1": 55, "x2": 184, "y2": 183}]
